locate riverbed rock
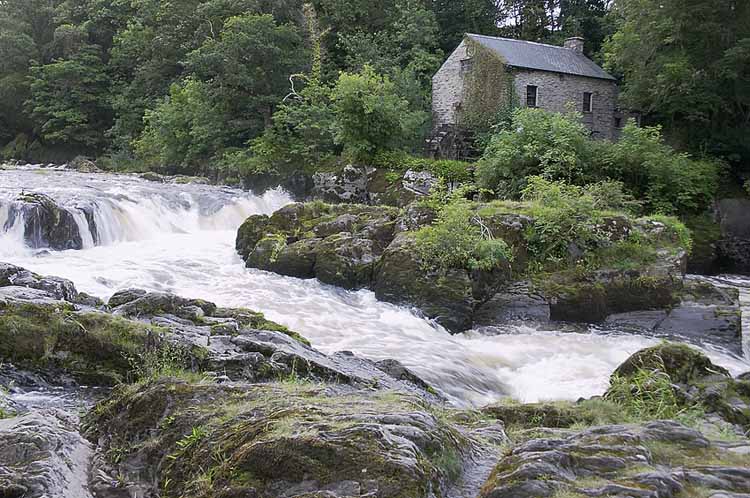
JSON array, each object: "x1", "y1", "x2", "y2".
[
  {"x1": 236, "y1": 202, "x2": 711, "y2": 334},
  {"x1": 67, "y1": 156, "x2": 101, "y2": 173},
  {"x1": 479, "y1": 420, "x2": 750, "y2": 498},
  {"x1": 373, "y1": 232, "x2": 476, "y2": 332},
  {"x1": 607, "y1": 343, "x2": 750, "y2": 431},
  {"x1": 82, "y1": 379, "x2": 474, "y2": 498},
  {"x1": 0, "y1": 409, "x2": 93, "y2": 498},
  {"x1": 4, "y1": 192, "x2": 84, "y2": 250}
]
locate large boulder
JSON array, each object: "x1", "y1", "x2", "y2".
[
  {"x1": 5, "y1": 192, "x2": 84, "y2": 250},
  {"x1": 607, "y1": 343, "x2": 750, "y2": 431},
  {"x1": 81, "y1": 379, "x2": 486, "y2": 498},
  {"x1": 479, "y1": 420, "x2": 749, "y2": 498},
  {"x1": 373, "y1": 232, "x2": 476, "y2": 332}
]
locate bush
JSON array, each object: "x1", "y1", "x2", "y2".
[
  {"x1": 415, "y1": 197, "x2": 513, "y2": 272},
  {"x1": 521, "y1": 177, "x2": 606, "y2": 261},
  {"x1": 372, "y1": 150, "x2": 473, "y2": 183},
  {"x1": 476, "y1": 108, "x2": 594, "y2": 198},
  {"x1": 476, "y1": 109, "x2": 721, "y2": 216},
  {"x1": 602, "y1": 122, "x2": 721, "y2": 215}
]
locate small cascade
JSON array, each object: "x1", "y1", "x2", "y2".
[{"x1": 0, "y1": 167, "x2": 290, "y2": 254}]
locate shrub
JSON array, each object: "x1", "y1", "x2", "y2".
[
  {"x1": 476, "y1": 107, "x2": 594, "y2": 198},
  {"x1": 600, "y1": 121, "x2": 721, "y2": 214},
  {"x1": 476, "y1": 109, "x2": 721, "y2": 216},
  {"x1": 415, "y1": 197, "x2": 513, "y2": 272},
  {"x1": 521, "y1": 177, "x2": 605, "y2": 261},
  {"x1": 373, "y1": 150, "x2": 473, "y2": 183}
]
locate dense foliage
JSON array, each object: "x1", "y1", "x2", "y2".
[{"x1": 476, "y1": 108, "x2": 722, "y2": 215}]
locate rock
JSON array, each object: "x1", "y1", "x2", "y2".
[
  {"x1": 107, "y1": 288, "x2": 147, "y2": 308},
  {"x1": 373, "y1": 232, "x2": 475, "y2": 332},
  {"x1": 480, "y1": 420, "x2": 748, "y2": 498},
  {"x1": 474, "y1": 282, "x2": 550, "y2": 325},
  {"x1": 314, "y1": 233, "x2": 378, "y2": 289},
  {"x1": 139, "y1": 171, "x2": 167, "y2": 183},
  {"x1": 402, "y1": 169, "x2": 438, "y2": 196},
  {"x1": 716, "y1": 198, "x2": 750, "y2": 275},
  {"x1": 67, "y1": 156, "x2": 101, "y2": 173},
  {"x1": 0, "y1": 263, "x2": 79, "y2": 302},
  {"x1": 5, "y1": 193, "x2": 84, "y2": 250},
  {"x1": 82, "y1": 379, "x2": 472, "y2": 498},
  {"x1": 0, "y1": 410, "x2": 93, "y2": 498},
  {"x1": 607, "y1": 343, "x2": 750, "y2": 431},
  {"x1": 235, "y1": 214, "x2": 271, "y2": 260},
  {"x1": 611, "y1": 343, "x2": 730, "y2": 385},
  {"x1": 604, "y1": 278, "x2": 743, "y2": 354},
  {"x1": 312, "y1": 165, "x2": 371, "y2": 204}
]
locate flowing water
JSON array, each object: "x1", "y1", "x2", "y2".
[{"x1": 2, "y1": 165, "x2": 749, "y2": 407}]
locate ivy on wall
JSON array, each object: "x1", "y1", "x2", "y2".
[{"x1": 459, "y1": 39, "x2": 517, "y2": 136}]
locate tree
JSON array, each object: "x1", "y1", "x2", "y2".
[
  {"x1": 27, "y1": 44, "x2": 111, "y2": 149},
  {"x1": 332, "y1": 65, "x2": 422, "y2": 160},
  {"x1": 604, "y1": 0, "x2": 750, "y2": 167}
]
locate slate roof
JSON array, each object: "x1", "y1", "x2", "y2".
[{"x1": 466, "y1": 33, "x2": 615, "y2": 81}]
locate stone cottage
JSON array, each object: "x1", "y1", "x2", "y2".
[{"x1": 431, "y1": 34, "x2": 621, "y2": 156}]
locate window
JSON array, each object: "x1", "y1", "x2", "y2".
[
  {"x1": 526, "y1": 85, "x2": 538, "y2": 108},
  {"x1": 460, "y1": 59, "x2": 474, "y2": 76},
  {"x1": 583, "y1": 92, "x2": 593, "y2": 113},
  {"x1": 614, "y1": 117, "x2": 622, "y2": 128}
]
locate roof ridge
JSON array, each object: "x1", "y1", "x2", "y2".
[{"x1": 465, "y1": 33, "x2": 578, "y2": 52}]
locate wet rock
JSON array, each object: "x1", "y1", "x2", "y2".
[
  {"x1": 235, "y1": 214, "x2": 271, "y2": 260},
  {"x1": 314, "y1": 233, "x2": 378, "y2": 289},
  {"x1": 604, "y1": 278, "x2": 743, "y2": 354},
  {"x1": 5, "y1": 193, "x2": 84, "y2": 250},
  {"x1": 716, "y1": 198, "x2": 750, "y2": 275},
  {"x1": 480, "y1": 420, "x2": 749, "y2": 498},
  {"x1": 373, "y1": 232, "x2": 475, "y2": 332},
  {"x1": 611, "y1": 342, "x2": 730, "y2": 385},
  {"x1": 0, "y1": 263, "x2": 79, "y2": 302},
  {"x1": 67, "y1": 156, "x2": 101, "y2": 173},
  {"x1": 474, "y1": 281, "x2": 550, "y2": 325},
  {"x1": 0, "y1": 410, "x2": 93, "y2": 498}
]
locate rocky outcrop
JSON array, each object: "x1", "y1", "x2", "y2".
[
  {"x1": 81, "y1": 379, "x2": 498, "y2": 498},
  {"x1": 716, "y1": 198, "x2": 750, "y2": 275},
  {"x1": 0, "y1": 410, "x2": 94, "y2": 498},
  {"x1": 311, "y1": 164, "x2": 438, "y2": 207},
  {"x1": 236, "y1": 202, "x2": 740, "y2": 344},
  {"x1": 605, "y1": 278, "x2": 743, "y2": 354},
  {"x1": 479, "y1": 420, "x2": 750, "y2": 498},
  {"x1": 607, "y1": 343, "x2": 750, "y2": 431}
]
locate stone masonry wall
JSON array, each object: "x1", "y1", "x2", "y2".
[
  {"x1": 512, "y1": 68, "x2": 619, "y2": 139},
  {"x1": 431, "y1": 40, "x2": 620, "y2": 140},
  {"x1": 431, "y1": 39, "x2": 470, "y2": 130}
]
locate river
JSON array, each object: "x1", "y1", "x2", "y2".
[{"x1": 2, "y1": 165, "x2": 748, "y2": 407}]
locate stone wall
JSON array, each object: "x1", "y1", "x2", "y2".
[
  {"x1": 431, "y1": 40, "x2": 620, "y2": 140},
  {"x1": 431, "y1": 39, "x2": 470, "y2": 130},
  {"x1": 512, "y1": 68, "x2": 619, "y2": 139}
]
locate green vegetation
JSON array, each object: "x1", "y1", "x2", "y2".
[
  {"x1": 476, "y1": 109, "x2": 722, "y2": 215},
  {"x1": 415, "y1": 196, "x2": 513, "y2": 272}
]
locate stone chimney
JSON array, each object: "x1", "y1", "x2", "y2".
[{"x1": 564, "y1": 37, "x2": 585, "y2": 53}]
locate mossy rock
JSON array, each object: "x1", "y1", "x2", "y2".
[
  {"x1": 83, "y1": 380, "x2": 470, "y2": 498},
  {"x1": 0, "y1": 301, "x2": 153, "y2": 385},
  {"x1": 236, "y1": 214, "x2": 271, "y2": 260},
  {"x1": 373, "y1": 233, "x2": 475, "y2": 332},
  {"x1": 611, "y1": 343, "x2": 730, "y2": 386}
]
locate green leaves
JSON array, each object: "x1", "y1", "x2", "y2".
[{"x1": 332, "y1": 65, "x2": 423, "y2": 161}]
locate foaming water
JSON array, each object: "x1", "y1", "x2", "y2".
[{"x1": 1, "y1": 167, "x2": 749, "y2": 406}]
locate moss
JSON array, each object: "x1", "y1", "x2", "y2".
[{"x1": 84, "y1": 380, "x2": 467, "y2": 498}]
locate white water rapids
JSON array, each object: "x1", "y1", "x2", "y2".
[{"x1": 2, "y1": 166, "x2": 749, "y2": 407}]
